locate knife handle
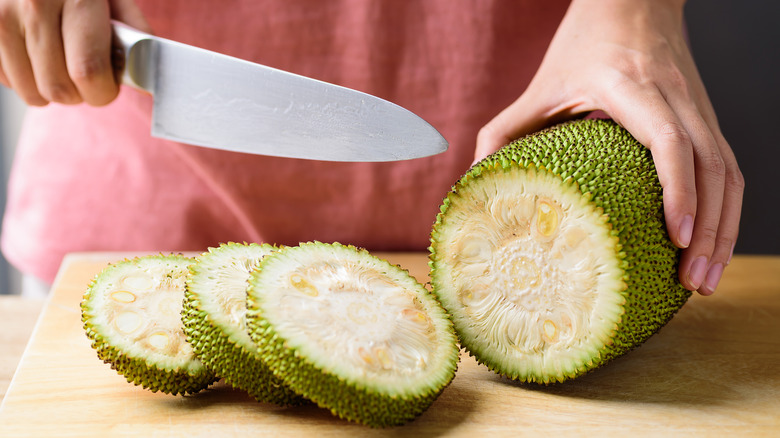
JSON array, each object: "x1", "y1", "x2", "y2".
[{"x1": 111, "y1": 21, "x2": 156, "y2": 92}]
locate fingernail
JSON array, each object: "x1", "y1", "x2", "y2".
[
  {"x1": 678, "y1": 215, "x2": 694, "y2": 248},
  {"x1": 702, "y1": 263, "x2": 724, "y2": 295},
  {"x1": 727, "y1": 243, "x2": 735, "y2": 264},
  {"x1": 688, "y1": 256, "x2": 708, "y2": 290}
]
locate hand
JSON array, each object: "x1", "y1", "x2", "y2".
[
  {"x1": 474, "y1": 0, "x2": 744, "y2": 296},
  {"x1": 0, "y1": 0, "x2": 149, "y2": 106}
]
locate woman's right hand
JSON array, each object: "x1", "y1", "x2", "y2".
[{"x1": 0, "y1": 0, "x2": 149, "y2": 106}]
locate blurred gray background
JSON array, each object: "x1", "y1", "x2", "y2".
[
  {"x1": 685, "y1": 0, "x2": 779, "y2": 256},
  {"x1": 0, "y1": 1, "x2": 777, "y2": 294}
]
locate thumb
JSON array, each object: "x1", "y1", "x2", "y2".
[
  {"x1": 109, "y1": 0, "x2": 152, "y2": 34},
  {"x1": 474, "y1": 89, "x2": 552, "y2": 164}
]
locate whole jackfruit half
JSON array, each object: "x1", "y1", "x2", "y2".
[
  {"x1": 245, "y1": 242, "x2": 460, "y2": 427},
  {"x1": 182, "y1": 242, "x2": 304, "y2": 405},
  {"x1": 81, "y1": 254, "x2": 217, "y2": 395},
  {"x1": 429, "y1": 119, "x2": 691, "y2": 384}
]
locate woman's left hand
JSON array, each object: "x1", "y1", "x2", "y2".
[{"x1": 474, "y1": 0, "x2": 744, "y2": 296}]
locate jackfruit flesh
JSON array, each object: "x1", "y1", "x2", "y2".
[
  {"x1": 245, "y1": 242, "x2": 460, "y2": 427},
  {"x1": 430, "y1": 119, "x2": 691, "y2": 384},
  {"x1": 81, "y1": 254, "x2": 217, "y2": 394},
  {"x1": 182, "y1": 242, "x2": 304, "y2": 405}
]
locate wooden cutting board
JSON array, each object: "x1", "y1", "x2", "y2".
[{"x1": 1, "y1": 252, "x2": 778, "y2": 437}]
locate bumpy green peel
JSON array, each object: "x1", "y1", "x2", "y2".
[
  {"x1": 429, "y1": 119, "x2": 691, "y2": 384},
  {"x1": 81, "y1": 254, "x2": 217, "y2": 395},
  {"x1": 245, "y1": 242, "x2": 460, "y2": 427},
  {"x1": 182, "y1": 242, "x2": 304, "y2": 405}
]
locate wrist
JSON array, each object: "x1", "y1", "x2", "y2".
[
  {"x1": 569, "y1": 0, "x2": 686, "y2": 19},
  {"x1": 564, "y1": 0, "x2": 687, "y2": 42}
]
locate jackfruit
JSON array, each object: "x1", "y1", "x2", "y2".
[
  {"x1": 244, "y1": 242, "x2": 460, "y2": 427},
  {"x1": 81, "y1": 254, "x2": 217, "y2": 394},
  {"x1": 182, "y1": 242, "x2": 304, "y2": 405},
  {"x1": 429, "y1": 119, "x2": 691, "y2": 384}
]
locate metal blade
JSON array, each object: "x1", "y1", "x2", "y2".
[{"x1": 116, "y1": 24, "x2": 448, "y2": 162}]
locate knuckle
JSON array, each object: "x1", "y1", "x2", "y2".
[
  {"x1": 664, "y1": 65, "x2": 689, "y2": 92},
  {"x1": 20, "y1": 89, "x2": 47, "y2": 106},
  {"x1": 714, "y1": 235, "x2": 734, "y2": 254},
  {"x1": 476, "y1": 125, "x2": 496, "y2": 145},
  {"x1": 696, "y1": 222, "x2": 720, "y2": 245},
  {"x1": 651, "y1": 121, "x2": 691, "y2": 150},
  {"x1": 677, "y1": 183, "x2": 698, "y2": 201},
  {"x1": 613, "y1": 50, "x2": 683, "y2": 90},
  {"x1": 19, "y1": 0, "x2": 48, "y2": 17},
  {"x1": 711, "y1": 236, "x2": 735, "y2": 265},
  {"x1": 476, "y1": 123, "x2": 506, "y2": 149},
  {"x1": 68, "y1": 56, "x2": 108, "y2": 85},
  {"x1": 39, "y1": 81, "x2": 77, "y2": 103},
  {"x1": 699, "y1": 150, "x2": 726, "y2": 177},
  {"x1": 603, "y1": 66, "x2": 637, "y2": 93},
  {"x1": 0, "y1": 8, "x2": 21, "y2": 39},
  {"x1": 726, "y1": 165, "x2": 746, "y2": 193},
  {"x1": 0, "y1": 7, "x2": 13, "y2": 29},
  {"x1": 610, "y1": 50, "x2": 652, "y2": 84}
]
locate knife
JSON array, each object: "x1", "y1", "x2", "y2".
[{"x1": 112, "y1": 22, "x2": 448, "y2": 162}]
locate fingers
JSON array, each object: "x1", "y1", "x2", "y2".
[
  {"x1": 661, "y1": 75, "x2": 743, "y2": 295},
  {"x1": 601, "y1": 73, "x2": 742, "y2": 295},
  {"x1": 0, "y1": 0, "x2": 122, "y2": 106},
  {"x1": 694, "y1": 131, "x2": 744, "y2": 295},
  {"x1": 62, "y1": 0, "x2": 118, "y2": 105},
  {"x1": 600, "y1": 80, "x2": 699, "y2": 250},
  {"x1": 680, "y1": 78, "x2": 745, "y2": 294},
  {"x1": 667, "y1": 108, "x2": 725, "y2": 294},
  {"x1": 0, "y1": 4, "x2": 48, "y2": 105},
  {"x1": 23, "y1": 0, "x2": 82, "y2": 104}
]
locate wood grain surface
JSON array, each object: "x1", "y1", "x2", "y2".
[
  {"x1": 0, "y1": 297, "x2": 44, "y2": 401},
  {"x1": 0, "y1": 252, "x2": 778, "y2": 437}
]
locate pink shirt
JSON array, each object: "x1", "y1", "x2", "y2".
[{"x1": 2, "y1": 0, "x2": 570, "y2": 283}]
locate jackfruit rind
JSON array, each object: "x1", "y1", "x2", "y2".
[
  {"x1": 245, "y1": 242, "x2": 460, "y2": 427},
  {"x1": 429, "y1": 119, "x2": 691, "y2": 384},
  {"x1": 182, "y1": 242, "x2": 304, "y2": 405},
  {"x1": 81, "y1": 254, "x2": 217, "y2": 395}
]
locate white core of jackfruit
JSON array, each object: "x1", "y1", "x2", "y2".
[
  {"x1": 189, "y1": 244, "x2": 275, "y2": 351},
  {"x1": 87, "y1": 258, "x2": 198, "y2": 369},
  {"x1": 256, "y1": 245, "x2": 454, "y2": 392},
  {"x1": 437, "y1": 167, "x2": 626, "y2": 377}
]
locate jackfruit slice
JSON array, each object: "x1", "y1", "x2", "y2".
[
  {"x1": 81, "y1": 254, "x2": 217, "y2": 394},
  {"x1": 430, "y1": 119, "x2": 691, "y2": 384},
  {"x1": 245, "y1": 242, "x2": 460, "y2": 427},
  {"x1": 182, "y1": 242, "x2": 304, "y2": 405}
]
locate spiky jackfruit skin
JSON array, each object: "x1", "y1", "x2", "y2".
[
  {"x1": 182, "y1": 242, "x2": 305, "y2": 406},
  {"x1": 245, "y1": 242, "x2": 460, "y2": 427},
  {"x1": 429, "y1": 119, "x2": 691, "y2": 384},
  {"x1": 81, "y1": 254, "x2": 217, "y2": 395}
]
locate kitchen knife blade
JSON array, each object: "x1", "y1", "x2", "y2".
[{"x1": 112, "y1": 22, "x2": 448, "y2": 162}]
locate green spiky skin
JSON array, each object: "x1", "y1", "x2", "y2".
[
  {"x1": 81, "y1": 254, "x2": 218, "y2": 395},
  {"x1": 429, "y1": 119, "x2": 692, "y2": 383},
  {"x1": 245, "y1": 242, "x2": 460, "y2": 427},
  {"x1": 182, "y1": 242, "x2": 305, "y2": 406}
]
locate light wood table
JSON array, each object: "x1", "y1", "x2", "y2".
[
  {"x1": 0, "y1": 296, "x2": 44, "y2": 401},
  {"x1": 1, "y1": 252, "x2": 778, "y2": 437}
]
